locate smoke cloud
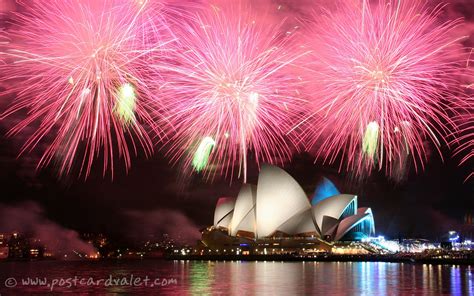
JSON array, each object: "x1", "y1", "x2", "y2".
[
  {"x1": 0, "y1": 202, "x2": 96, "y2": 256},
  {"x1": 123, "y1": 209, "x2": 201, "y2": 244}
]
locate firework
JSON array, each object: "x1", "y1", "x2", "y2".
[
  {"x1": 114, "y1": 83, "x2": 138, "y2": 125},
  {"x1": 192, "y1": 136, "x2": 216, "y2": 172},
  {"x1": 451, "y1": 50, "x2": 474, "y2": 182},
  {"x1": 0, "y1": 0, "x2": 172, "y2": 178},
  {"x1": 157, "y1": 3, "x2": 308, "y2": 181},
  {"x1": 454, "y1": 51, "x2": 474, "y2": 181},
  {"x1": 454, "y1": 113, "x2": 473, "y2": 181},
  {"x1": 362, "y1": 121, "x2": 380, "y2": 160},
  {"x1": 302, "y1": 0, "x2": 467, "y2": 178},
  {"x1": 0, "y1": 29, "x2": 7, "y2": 65}
]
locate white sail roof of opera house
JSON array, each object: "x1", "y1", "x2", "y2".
[
  {"x1": 335, "y1": 208, "x2": 375, "y2": 241},
  {"x1": 276, "y1": 208, "x2": 316, "y2": 235},
  {"x1": 229, "y1": 184, "x2": 257, "y2": 236},
  {"x1": 256, "y1": 164, "x2": 311, "y2": 238},
  {"x1": 210, "y1": 165, "x2": 375, "y2": 241},
  {"x1": 214, "y1": 197, "x2": 236, "y2": 228},
  {"x1": 311, "y1": 194, "x2": 357, "y2": 233}
]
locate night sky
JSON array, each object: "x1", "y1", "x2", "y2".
[
  {"x1": 0, "y1": 128, "x2": 472, "y2": 242},
  {"x1": 0, "y1": 0, "x2": 473, "y2": 244}
]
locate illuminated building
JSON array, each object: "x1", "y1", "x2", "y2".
[
  {"x1": 7, "y1": 232, "x2": 29, "y2": 259},
  {"x1": 0, "y1": 247, "x2": 8, "y2": 259},
  {"x1": 201, "y1": 165, "x2": 375, "y2": 253},
  {"x1": 311, "y1": 177, "x2": 340, "y2": 205},
  {"x1": 29, "y1": 248, "x2": 40, "y2": 258},
  {"x1": 0, "y1": 233, "x2": 9, "y2": 259}
]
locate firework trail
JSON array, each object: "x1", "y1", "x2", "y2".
[
  {"x1": 192, "y1": 136, "x2": 216, "y2": 172},
  {"x1": 0, "y1": 0, "x2": 173, "y2": 178},
  {"x1": 156, "y1": 2, "x2": 308, "y2": 181},
  {"x1": 0, "y1": 29, "x2": 7, "y2": 64},
  {"x1": 453, "y1": 51, "x2": 473, "y2": 181},
  {"x1": 454, "y1": 112, "x2": 473, "y2": 181},
  {"x1": 301, "y1": 0, "x2": 467, "y2": 179}
]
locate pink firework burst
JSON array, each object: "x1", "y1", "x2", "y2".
[
  {"x1": 454, "y1": 51, "x2": 473, "y2": 182},
  {"x1": 0, "y1": 29, "x2": 7, "y2": 64},
  {"x1": 302, "y1": 0, "x2": 467, "y2": 179},
  {"x1": 454, "y1": 111, "x2": 473, "y2": 181},
  {"x1": 0, "y1": 0, "x2": 172, "y2": 178},
  {"x1": 156, "y1": 3, "x2": 308, "y2": 181}
]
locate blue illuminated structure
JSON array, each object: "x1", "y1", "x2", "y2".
[
  {"x1": 311, "y1": 177, "x2": 340, "y2": 205},
  {"x1": 448, "y1": 231, "x2": 460, "y2": 242}
]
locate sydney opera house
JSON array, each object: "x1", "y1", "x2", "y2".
[{"x1": 201, "y1": 165, "x2": 375, "y2": 253}]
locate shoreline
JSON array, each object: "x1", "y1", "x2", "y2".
[
  {"x1": 1, "y1": 255, "x2": 473, "y2": 265},
  {"x1": 166, "y1": 254, "x2": 474, "y2": 265}
]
